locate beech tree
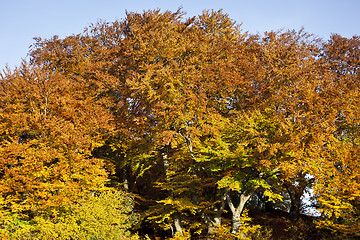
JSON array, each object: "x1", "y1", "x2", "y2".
[
  {"x1": 1, "y1": 8, "x2": 360, "y2": 239},
  {"x1": 194, "y1": 110, "x2": 286, "y2": 234},
  {"x1": 313, "y1": 34, "x2": 360, "y2": 237},
  {"x1": 83, "y1": 9, "x2": 251, "y2": 235},
  {"x1": 0, "y1": 61, "x2": 112, "y2": 220}
]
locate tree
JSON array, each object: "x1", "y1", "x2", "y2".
[
  {"x1": 195, "y1": 110, "x2": 285, "y2": 234},
  {"x1": 3, "y1": 7, "x2": 360, "y2": 239},
  {"x1": 0, "y1": 62, "x2": 111, "y2": 220},
  {"x1": 0, "y1": 191, "x2": 139, "y2": 239},
  {"x1": 84, "y1": 8, "x2": 249, "y2": 236},
  {"x1": 248, "y1": 29, "x2": 328, "y2": 219},
  {"x1": 313, "y1": 34, "x2": 360, "y2": 238}
]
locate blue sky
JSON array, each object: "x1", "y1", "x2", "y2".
[{"x1": 1, "y1": 0, "x2": 360, "y2": 70}]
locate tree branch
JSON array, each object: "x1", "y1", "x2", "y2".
[{"x1": 225, "y1": 190, "x2": 236, "y2": 215}]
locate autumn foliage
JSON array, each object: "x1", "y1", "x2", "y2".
[{"x1": 1, "y1": 8, "x2": 360, "y2": 239}]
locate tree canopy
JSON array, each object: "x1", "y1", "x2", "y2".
[{"x1": 1, "y1": 8, "x2": 360, "y2": 240}]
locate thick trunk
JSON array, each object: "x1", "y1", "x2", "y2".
[
  {"x1": 284, "y1": 182, "x2": 303, "y2": 219},
  {"x1": 285, "y1": 173, "x2": 314, "y2": 219},
  {"x1": 226, "y1": 191, "x2": 251, "y2": 235},
  {"x1": 231, "y1": 212, "x2": 242, "y2": 234},
  {"x1": 289, "y1": 192, "x2": 302, "y2": 219}
]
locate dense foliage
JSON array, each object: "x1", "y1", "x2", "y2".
[{"x1": 1, "y1": 8, "x2": 359, "y2": 239}]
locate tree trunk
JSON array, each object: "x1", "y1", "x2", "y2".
[
  {"x1": 226, "y1": 191, "x2": 251, "y2": 235},
  {"x1": 212, "y1": 216, "x2": 222, "y2": 232},
  {"x1": 210, "y1": 190, "x2": 226, "y2": 233},
  {"x1": 199, "y1": 190, "x2": 226, "y2": 234},
  {"x1": 230, "y1": 195, "x2": 249, "y2": 235},
  {"x1": 231, "y1": 211, "x2": 242, "y2": 235},
  {"x1": 289, "y1": 191, "x2": 302, "y2": 219},
  {"x1": 173, "y1": 212, "x2": 183, "y2": 235},
  {"x1": 284, "y1": 181, "x2": 304, "y2": 219},
  {"x1": 204, "y1": 209, "x2": 223, "y2": 234},
  {"x1": 162, "y1": 145, "x2": 184, "y2": 235},
  {"x1": 123, "y1": 168, "x2": 129, "y2": 192}
]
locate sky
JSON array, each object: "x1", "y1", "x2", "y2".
[{"x1": 1, "y1": 0, "x2": 360, "y2": 70}]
